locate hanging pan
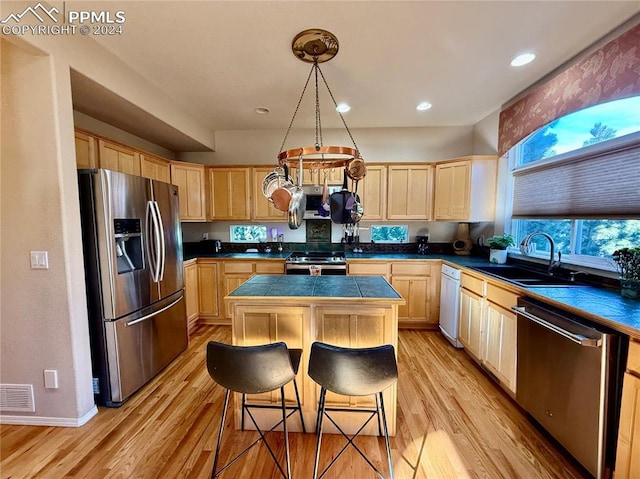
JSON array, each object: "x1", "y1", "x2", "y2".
[
  {"x1": 330, "y1": 168, "x2": 359, "y2": 224},
  {"x1": 288, "y1": 157, "x2": 306, "y2": 229}
]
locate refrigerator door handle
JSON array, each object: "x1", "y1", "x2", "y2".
[
  {"x1": 125, "y1": 296, "x2": 183, "y2": 327},
  {"x1": 153, "y1": 201, "x2": 166, "y2": 281},
  {"x1": 146, "y1": 200, "x2": 162, "y2": 282}
]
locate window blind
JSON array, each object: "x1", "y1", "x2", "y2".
[{"x1": 512, "y1": 134, "x2": 640, "y2": 218}]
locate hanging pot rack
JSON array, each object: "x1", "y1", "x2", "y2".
[{"x1": 274, "y1": 29, "x2": 366, "y2": 176}]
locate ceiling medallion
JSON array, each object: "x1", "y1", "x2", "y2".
[{"x1": 276, "y1": 29, "x2": 365, "y2": 172}]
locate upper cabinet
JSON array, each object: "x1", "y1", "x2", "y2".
[
  {"x1": 74, "y1": 130, "x2": 97, "y2": 169},
  {"x1": 140, "y1": 153, "x2": 171, "y2": 183},
  {"x1": 433, "y1": 155, "x2": 497, "y2": 222},
  {"x1": 98, "y1": 139, "x2": 141, "y2": 176},
  {"x1": 207, "y1": 167, "x2": 251, "y2": 220},
  {"x1": 386, "y1": 164, "x2": 433, "y2": 220},
  {"x1": 358, "y1": 165, "x2": 386, "y2": 221},
  {"x1": 170, "y1": 161, "x2": 206, "y2": 222},
  {"x1": 251, "y1": 167, "x2": 287, "y2": 221}
]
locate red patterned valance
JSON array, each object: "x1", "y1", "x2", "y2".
[{"x1": 498, "y1": 22, "x2": 640, "y2": 156}]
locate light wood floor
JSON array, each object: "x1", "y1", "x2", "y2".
[{"x1": 1, "y1": 326, "x2": 589, "y2": 478}]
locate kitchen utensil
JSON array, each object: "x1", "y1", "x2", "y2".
[
  {"x1": 350, "y1": 179, "x2": 364, "y2": 223},
  {"x1": 317, "y1": 171, "x2": 331, "y2": 217},
  {"x1": 288, "y1": 157, "x2": 306, "y2": 229},
  {"x1": 271, "y1": 164, "x2": 296, "y2": 211},
  {"x1": 346, "y1": 157, "x2": 367, "y2": 181},
  {"x1": 330, "y1": 169, "x2": 353, "y2": 224}
]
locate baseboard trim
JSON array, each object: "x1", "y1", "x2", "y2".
[{"x1": 0, "y1": 405, "x2": 98, "y2": 427}]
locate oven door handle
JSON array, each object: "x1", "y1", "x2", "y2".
[{"x1": 511, "y1": 306, "x2": 601, "y2": 347}]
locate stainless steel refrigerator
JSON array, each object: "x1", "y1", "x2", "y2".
[{"x1": 78, "y1": 169, "x2": 188, "y2": 407}]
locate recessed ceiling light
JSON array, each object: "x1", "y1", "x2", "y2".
[
  {"x1": 336, "y1": 103, "x2": 351, "y2": 113},
  {"x1": 510, "y1": 53, "x2": 536, "y2": 67},
  {"x1": 255, "y1": 107, "x2": 270, "y2": 115},
  {"x1": 416, "y1": 102, "x2": 432, "y2": 111}
]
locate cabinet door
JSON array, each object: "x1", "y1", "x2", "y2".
[
  {"x1": 358, "y1": 165, "x2": 386, "y2": 221},
  {"x1": 197, "y1": 261, "x2": 219, "y2": 320},
  {"x1": 98, "y1": 139, "x2": 141, "y2": 176},
  {"x1": 459, "y1": 288, "x2": 483, "y2": 360},
  {"x1": 391, "y1": 276, "x2": 430, "y2": 327},
  {"x1": 140, "y1": 154, "x2": 171, "y2": 183},
  {"x1": 208, "y1": 167, "x2": 251, "y2": 220},
  {"x1": 221, "y1": 261, "x2": 254, "y2": 319},
  {"x1": 252, "y1": 167, "x2": 287, "y2": 221},
  {"x1": 314, "y1": 306, "x2": 396, "y2": 413},
  {"x1": 387, "y1": 165, "x2": 433, "y2": 220},
  {"x1": 348, "y1": 260, "x2": 390, "y2": 280},
  {"x1": 483, "y1": 301, "x2": 517, "y2": 393},
  {"x1": 184, "y1": 261, "x2": 199, "y2": 332},
  {"x1": 434, "y1": 161, "x2": 470, "y2": 220},
  {"x1": 616, "y1": 372, "x2": 640, "y2": 479},
  {"x1": 170, "y1": 161, "x2": 206, "y2": 221},
  {"x1": 232, "y1": 306, "x2": 308, "y2": 412},
  {"x1": 74, "y1": 131, "x2": 97, "y2": 169}
]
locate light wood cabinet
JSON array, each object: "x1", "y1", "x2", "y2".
[
  {"x1": 459, "y1": 285, "x2": 484, "y2": 360},
  {"x1": 74, "y1": 130, "x2": 97, "y2": 169},
  {"x1": 184, "y1": 260, "x2": 199, "y2": 333},
  {"x1": 207, "y1": 167, "x2": 251, "y2": 220},
  {"x1": 358, "y1": 165, "x2": 386, "y2": 221},
  {"x1": 386, "y1": 164, "x2": 433, "y2": 220},
  {"x1": 616, "y1": 340, "x2": 640, "y2": 479},
  {"x1": 348, "y1": 260, "x2": 391, "y2": 281},
  {"x1": 140, "y1": 153, "x2": 171, "y2": 183},
  {"x1": 98, "y1": 139, "x2": 141, "y2": 176},
  {"x1": 170, "y1": 161, "x2": 206, "y2": 222},
  {"x1": 391, "y1": 261, "x2": 440, "y2": 329},
  {"x1": 232, "y1": 305, "x2": 308, "y2": 409},
  {"x1": 457, "y1": 271, "x2": 518, "y2": 395},
  {"x1": 251, "y1": 167, "x2": 287, "y2": 221},
  {"x1": 433, "y1": 156, "x2": 497, "y2": 221},
  {"x1": 197, "y1": 260, "x2": 219, "y2": 323},
  {"x1": 219, "y1": 260, "x2": 285, "y2": 320}
]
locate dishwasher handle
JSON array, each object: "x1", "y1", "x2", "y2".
[{"x1": 511, "y1": 306, "x2": 602, "y2": 348}]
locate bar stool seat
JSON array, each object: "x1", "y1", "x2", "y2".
[
  {"x1": 308, "y1": 341, "x2": 398, "y2": 479},
  {"x1": 206, "y1": 341, "x2": 304, "y2": 479}
]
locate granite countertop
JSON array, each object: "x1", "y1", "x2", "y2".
[
  {"x1": 227, "y1": 274, "x2": 404, "y2": 301},
  {"x1": 185, "y1": 250, "x2": 640, "y2": 337}
]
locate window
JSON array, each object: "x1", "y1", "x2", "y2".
[
  {"x1": 507, "y1": 96, "x2": 640, "y2": 271},
  {"x1": 371, "y1": 225, "x2": 408, "y2": 243},
  {"x1": 230, "y1": 225, "x2": 267, "y2": 242}
]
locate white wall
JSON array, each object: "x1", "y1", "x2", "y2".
[
  {"x1": 1, "y1": 39, "x2": 95, "y2": 424},
  {"x1": 472, "y1": 109, "x2": 499, "y2": 155},
  {"x1": 179, "y1": 126, "x2": 475, "y2": 165}
]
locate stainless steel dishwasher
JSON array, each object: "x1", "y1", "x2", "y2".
[{"x1": 513, "y1": 297, "x2": 627, "y2": 479}]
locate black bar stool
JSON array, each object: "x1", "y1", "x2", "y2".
[
  {"x1": 206, "y1": 341, "x2": 305, "y2": 479},
  {"x1": 308, "y1": 341, "x2": 398, "y2": 479}
]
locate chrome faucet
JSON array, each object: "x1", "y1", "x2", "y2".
[{"x1": 520, "y1": 232, "x2": 562, "y2": 275}]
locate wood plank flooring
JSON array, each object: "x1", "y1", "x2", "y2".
[{"x1": 0, "y1": 326, "x2": 589, "y2": 478}]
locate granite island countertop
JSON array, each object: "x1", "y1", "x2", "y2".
[{"x1": 227, "y1": 274, "x2": 404, "y2": 302}]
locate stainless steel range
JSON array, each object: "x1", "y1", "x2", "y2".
[{"x1": 285, "y1": 251, "x2": 347, "y2": 275}]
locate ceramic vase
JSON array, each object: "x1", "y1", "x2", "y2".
[{"x1": 489, "y1": 249, "x2": 508, "y2": 264}]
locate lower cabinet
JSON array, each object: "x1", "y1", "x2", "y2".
[
  {"x1": 198, "y1": 260, "x2": 220, "y2": 324},
  {"x1": 183, "y1": 259, "x2": 199, "y2": 333},
  {"x1": 349, "y1": 259, "x2": 440, "y2": 329},
  {"x1": 458, "y1": 271, "x2": 518, "y2": 396},
  {"x1": 616, "y1": 340, "x2": 640, "y2": 478},
  {"x1": 459, "y1": 286, "x2": 484, "y2": 360}
]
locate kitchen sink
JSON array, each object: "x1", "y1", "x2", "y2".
[{"x1": 471, "y1": 265, "x2": 583, "y2": 288}]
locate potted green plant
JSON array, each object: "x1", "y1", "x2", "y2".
[
  {"x1": 487, "y1": 233, "x2": 516, "y2": 264},
  {"x1": 612, "y1": 247, "x2": 640, "y2": 299}
]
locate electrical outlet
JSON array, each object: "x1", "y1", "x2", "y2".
[
  {"x1": 202, "y1": 233, "x2": 209, "y2": 240},
  {"x1": 44, "y1": 370, "x2": 58, "y2": 389}
]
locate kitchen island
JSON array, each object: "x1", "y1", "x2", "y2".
[{"x1": 225, "y1": 274, "x2": 405, "y2": 435}]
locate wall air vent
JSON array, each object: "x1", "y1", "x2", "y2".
[{"x1": 0, "y1": 384, "x2": 35, "y2": 412}]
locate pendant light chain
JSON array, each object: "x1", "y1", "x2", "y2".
[
  {"x1": 277, "y1": 63, "x2": 315, "y2": 159},
  {"x1": 317, "y1": 65, "x2": 360, "y2": 154},
  {"x1": 314, "y1": 59, "x2": 323, "y2": 151}
]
